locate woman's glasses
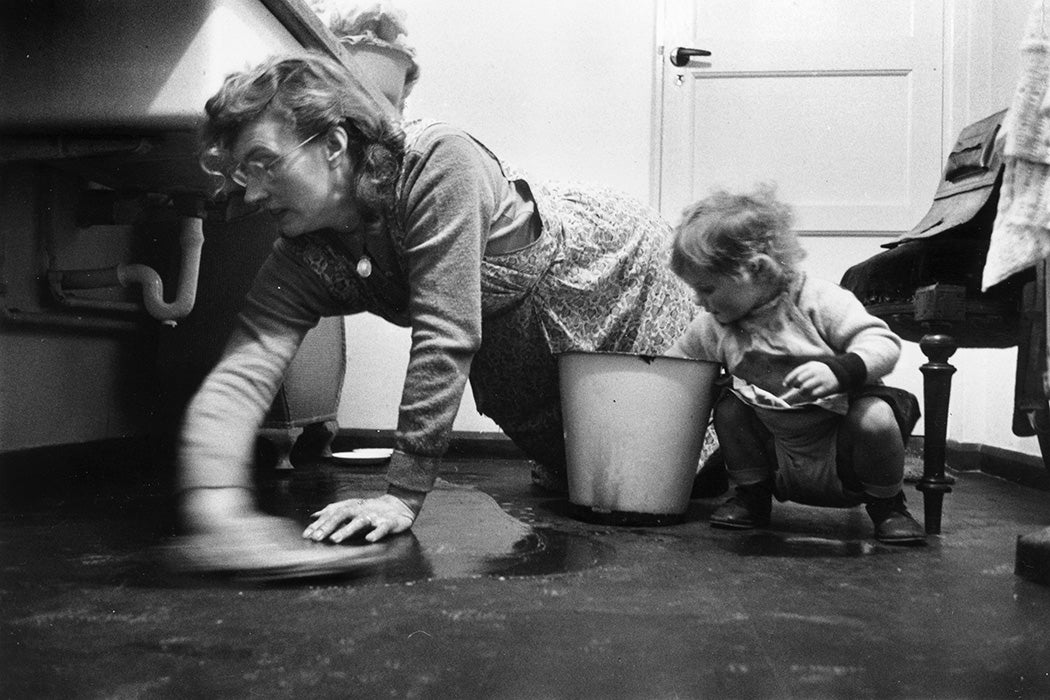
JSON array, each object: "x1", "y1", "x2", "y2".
[{"x1": 230, "y1": 132, "x2": 320, "y2": 188}]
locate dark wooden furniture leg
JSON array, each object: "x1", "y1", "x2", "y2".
[
  {"x1": 259, "y1": 426, "x2": 303, "y2": 472},
  {"x1": 917, "y1": 333, "x2": 957, "y2": 534},
  {"x1": 1036, "y1": 430, "x2": 1050, "y2": 474},
  {"x1": 1016, "y1": 260, "x2": 1050, "y2": 585},
  {"x1": 1016, "y1": 528, "x2": 1050, "y2": 584},
  {"x1": 298, "y1": 419, "x2": 340, "y2": 458}
]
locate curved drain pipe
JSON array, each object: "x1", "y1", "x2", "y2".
[
  {"x1": 49, "y1": 215, "x2": 205, "y2": 326},
  {"x1": 118, "y1": 215, "x2": 204, "y2": 325}
]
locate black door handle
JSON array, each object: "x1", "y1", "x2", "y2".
[{"x1": 669, "y1": 47, "x2": 711, "y2": 67}]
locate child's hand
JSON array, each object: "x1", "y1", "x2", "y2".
[{"x1": 780, "y1": 361, "x2": 840, "y2": 402}]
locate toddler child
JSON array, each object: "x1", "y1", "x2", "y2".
[{"x1": 667, "y1": 185, "x2": 925, "y2": 544}]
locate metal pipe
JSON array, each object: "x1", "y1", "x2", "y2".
[
  {"x1": 48, "y1": 215, "x2": 205, "y2": 326},
  {"x1": 54, "y1": 296, "x2": 143, "y2": 314},
  {"x1": 50, "y1": 266, "x2": 121, "y2": 290},
  {"x1": 117, "y1": 215, "x2": 204, "y2": 325},
  {"x1": 0, "y1": 305, "x2": 146, "y2": 333},
  {"x1": 47, "y1": 266, "x2": 142, "y2": 313}
]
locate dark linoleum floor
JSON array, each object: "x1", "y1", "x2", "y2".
[{"x1": 2, "y1": 444, "x2": 1050, "y2": 699}]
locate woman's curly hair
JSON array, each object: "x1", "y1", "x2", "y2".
[
  {"x1": 670, "y1": 183, "x2": 805, "y2": 286},
  {"x1": 199, "y1": 51, "x2": 405, "y2": 219}
]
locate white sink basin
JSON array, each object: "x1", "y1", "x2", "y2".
[{"x1": 0, "y1": 0, "x2": 312, "y2": 133}]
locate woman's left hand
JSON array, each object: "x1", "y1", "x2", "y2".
[{"x1": 303, "y1": 494, "x2": 416, "y2": 543}]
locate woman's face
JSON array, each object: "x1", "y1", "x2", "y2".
[{"x1": 231, "y1": 113, "x2": 355, "y2": 237}]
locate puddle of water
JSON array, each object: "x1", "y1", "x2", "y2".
[
  {"x1": 312, "y1": 485, "x2": 611, "y2": 584},
  {"x1": 724, "y1": 531, "x2": 887, "y2": 558},
  {"x1": 256, "y1": 526, "x2": 609, "y2": 586},
  {"x1": 130, "y1": 484, "x2": 609, "y2": 587},
  {"x1": 128, "y1": 525, "x2": 609, "y2": 588},
  {"x1": 2, "y1": 473, "x2": 611, "y2": 588}
]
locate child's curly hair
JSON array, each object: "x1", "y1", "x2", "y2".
[{"x1": 671, "y1": 183, "x2": 806, "y2": 286}]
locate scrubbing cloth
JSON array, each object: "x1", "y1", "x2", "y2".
[{"x1": 160, "y1": 513, "x2": 392, "y2": 582}]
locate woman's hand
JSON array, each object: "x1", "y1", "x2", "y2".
[
  {"x1": 780, "y1": 361, "x2": 840, "y2": 403},
  {"x1": 303, "y1": 493, "x2": 418, "y2": 543}
]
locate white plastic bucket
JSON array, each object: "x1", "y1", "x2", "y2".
[{"x1": 559, "y1": 351, "x2": 721, "y2": 523}]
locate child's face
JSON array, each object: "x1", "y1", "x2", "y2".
[{"x1": 688, "y1": 267, "x2": 777, "y2": 324}]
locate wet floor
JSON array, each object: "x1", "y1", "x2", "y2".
[{"x1": 2, "y1": 445, "x2": 1050, "y2": 698}]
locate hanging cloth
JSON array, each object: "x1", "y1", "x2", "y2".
[{"x1": 982, "y1": 0, "x2": 1050, "y2": 291}]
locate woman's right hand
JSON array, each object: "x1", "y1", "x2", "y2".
[{"x1": 303, "y1": 491, "x2": 421, "y2": 543}]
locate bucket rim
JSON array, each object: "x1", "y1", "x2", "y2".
[{"x1": 556, "y1": 350, "x2": 720, "y2": 367}]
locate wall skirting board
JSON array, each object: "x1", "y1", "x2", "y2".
[
  {"x1": 944, "y1": 439, "x2": 1050, "y2": 491},
  {"x1": 335, "y1": 430, "x2": 1050, "y2": 491},
  {"x1": 2, "y1": 433, "x2": 1047, "y2": 494},
  {"x1": 335, "y1": 429, "x2": 527, "y2": 460}
]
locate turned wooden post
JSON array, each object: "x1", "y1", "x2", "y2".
[
  {"x1": 1017, "y1": 527, "x2": 1050, "y2": 584},
  {"x1": 917, "y1": 333, "x2": 957, "y2": 534},
  {"x1": 1015, "y1": 259, "x2": 1050, "y2": 585},
  {"x1": 259, "y1": 426, "x2": 304, "y2": 472}
]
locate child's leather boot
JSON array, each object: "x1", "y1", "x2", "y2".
[
  {"x1": 865, "y1": 492, "x2": 925, "y2": 544},
  {"x1": 710, "y1": 481, "x2": 772, "y2": 529}
]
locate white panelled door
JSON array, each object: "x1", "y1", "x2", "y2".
[{"x1": 655, "y1": 0, "x2": 944, "y2": 233}]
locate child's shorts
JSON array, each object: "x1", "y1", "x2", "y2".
[
  {"x1": 750, "y1": 385, "x2": 920, "y2": 507},
  {"x1": 853, "y1": 384, "x2": 921, "y2": 444}
]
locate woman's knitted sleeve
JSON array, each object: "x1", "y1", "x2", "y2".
[
  {"x1": 177, "y1": 243, "x2": 339, "y2": 490},
  {"x1": 384, "y1": 128, "x2": 501, "y2": 493}
]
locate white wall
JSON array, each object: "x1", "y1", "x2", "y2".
[
  {"x1": 934, "y1": 0, "x2": 1039, "y2": 457},
  {"x1": 339, "y1": 0, "x2": 658, "y2": 433},
  {"x1": 339, "y1": 0, "x2": 1045, "y2": 460},
  {"x1": 794, "y1": 2, "x2": 1040, "y2": 459}
]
